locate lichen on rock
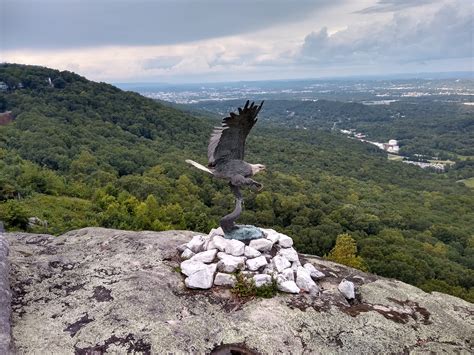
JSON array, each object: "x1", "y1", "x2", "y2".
[{"x1": 2, "y1": 228, "x2": 473, "y2": 354}]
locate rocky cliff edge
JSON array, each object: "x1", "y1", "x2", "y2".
[{"x1": 0, "y1": 228, "x2": 472, "y2": 354}]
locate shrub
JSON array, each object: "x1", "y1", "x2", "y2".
[{"x1": 231, "y1": 272, "x2": 278, "y2": 298}]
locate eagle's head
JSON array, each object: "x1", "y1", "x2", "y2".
[{"x1": 250, "y1": 163, "x2": 266, "y2": 175}]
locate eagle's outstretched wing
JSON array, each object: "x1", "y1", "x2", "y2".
[{"x1": 208, "y1": 100, "x2": 264, "y2": 167}]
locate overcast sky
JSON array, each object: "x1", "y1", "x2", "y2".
[{"x1": 1, "y1": 0, "x2": 473, "y2": 83}]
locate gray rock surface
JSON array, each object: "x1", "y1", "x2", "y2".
[
  {"x1": 3, "y1": 228, "x2": 474, "y2": 354},
  {"x1": 0, "y1": 235, "x2": 12, "y2": 354}
]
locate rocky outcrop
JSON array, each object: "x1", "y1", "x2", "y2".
[
  {"x1": 179, "y1": 228, "x2": 322, "y2": 294},
  {"x1": 3, "y1": 228, "x2": 473, "y2": 354},
  {"x1": 0, "y1": 235, "x2": 12, "y2": 354}
]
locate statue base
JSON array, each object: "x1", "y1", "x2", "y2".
[{"x1": 223, "y1": 225, "x2": 264, "y2": 242}]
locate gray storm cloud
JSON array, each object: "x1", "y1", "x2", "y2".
[
  {"x1": 301, "y1": 2, "x2": 473, "y2": 65},
  {"x1": 355, "y1": 0, "x2": 436, "y2": 14},
  {"x1": 142, "y1": 56, "x2": 183, "y2": 70},
  {"x1": 2, "y1": 0, "x2": 338, "y2": 50}
]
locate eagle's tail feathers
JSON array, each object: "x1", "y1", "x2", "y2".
[{"x1": 185, "y1": 159, "x2": 213, "y2": 174}]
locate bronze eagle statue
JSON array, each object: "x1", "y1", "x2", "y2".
[{"x1": 186, "y1": 100, "x2": 265, "y2": 234}]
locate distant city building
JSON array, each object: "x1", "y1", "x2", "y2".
[
  {"x1": 384, "y1": 139, "x2": 399, "y2": 153},
  {"x1": 340, "y1": 129, "x2": 399, "y2": 154}
]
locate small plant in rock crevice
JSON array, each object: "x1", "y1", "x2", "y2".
[{"x1": 231, "y1": 272, "x2": 279, "y2": 298}]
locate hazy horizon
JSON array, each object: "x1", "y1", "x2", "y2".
[{"x1": 113, "y1": 70, "x2": 474, "y2": 86}]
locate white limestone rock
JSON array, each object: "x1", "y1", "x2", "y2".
[
  {"x1": 277, "y1": 280, "x2": 300, "y2": 294},
  {"x1": 278, "y1": 234, "x2": 293, "y2": 248},
  {"x1": 249, "y1": 238, "x2": 274, "y2": 253},
  {"x1": 244, "y1": 246, "x2": 261, "y2": 259},
  {"x1": 296, "y1": 266, "x2": 318, "y2": 293},
  {"x1": 263, "y1": 263, "x2": 275, "y2": 275},
  {"x1": 180, "y1": 260, "x2": 208, "y2": 277},
  {"x1": 217, "y1": 255, "x2": 246, "y2": 273},
  {"x1": 207, "y1": 235, "x2": 227, "y2": 252},
  {"x1": 263, "y1": 229, "x2": 281, "y2": 243},
  {"x1": 338, "y1": 279, "x2": 355, "y2": 300},
  {"x1": 214, "y1": 272, "x2": 236, "y2": 287},
  {"x1": 280, "y1": 267, "x2": 295, "y2": 282},
  {"x1": 272, "y1": 255, "x2": 291, "y2": 273},
  {"x1": 303, "y1": 263, "x2": 325, "y2": 280},
  {"x1": 309, "y1": 285, "x2": 320, "y2": 296},
  {"x1": 278, "y1": 247, "x2": 299, "y2": 262},
  {"x1": 225, "y1": 239, "x2": 245, "y2": 256},
  {"x1": 180, "y1": 248, "x2": 195, "y2": 260},
  {"x1": 216, "y1": 252, "x2": 228, "y2": 259},
  {"x1": 185, "y1": 263, "x2": 217, "y2": 289},
  {"x1": 208, "y1": 227, "x2": 224, "y2": 238},
  {"x1": 246, "y1": 256, "x2": 268, "y2": 271},
  {"x1": 253, "y1": 274, "x2": 272, "y2": 288},
  {"x1": 190, "y1": 249, "x2": 217, "y2": 263},
  {"x1": 186, "y1": 235, "x2": 208, "y2": 253},
  {"x1": 177, "y1": 243, "x2": 188, "y2": 253}
]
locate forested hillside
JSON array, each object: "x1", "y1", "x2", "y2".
[
  {"x1": 0, "y1": 64, "x2": 473, "y2": 301},
  {"x1": 187, "y1": 98, "x2": 474, "y2": 179}
]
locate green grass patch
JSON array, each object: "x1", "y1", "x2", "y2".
[
  {"x1": 387, "y1": 154, "x2": 403, "y2": 161},
  {"x1": 458, "y1": 177, "x2": 474, "y2": 189}
]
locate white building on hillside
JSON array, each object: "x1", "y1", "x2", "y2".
[{"x1": 384, "y1": 139, "x2": 400, "y2": 154}]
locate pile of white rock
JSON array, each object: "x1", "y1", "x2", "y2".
[{"x1": 177, "y1": 228, "x2": 326, "y2": 295}]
